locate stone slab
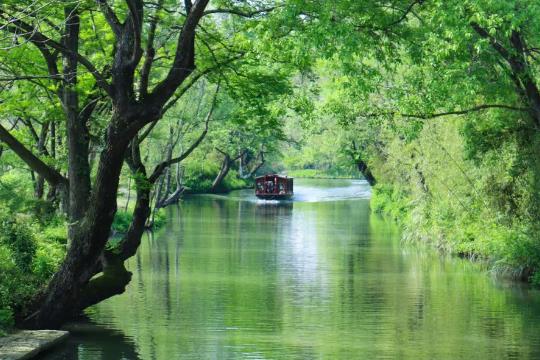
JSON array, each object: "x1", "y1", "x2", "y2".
[{"x1": 0, "y1": 330, "x2": 69, "y2": 360}]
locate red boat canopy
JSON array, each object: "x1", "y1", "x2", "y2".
[{"x1": 255, "y1": 174, "x2": 293, "y2": 199}]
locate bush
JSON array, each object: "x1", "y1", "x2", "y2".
[
  {"x1": 41, "y1": 224, "x2": 68, "y2": 245},
  {"x1": 0, "y1": 215, "x2": 37, "y2": 272},
  {"x1": 370, "y1": 184, "x2": 411, "y2": 223},
  {"x1": 182, "y1": 162, "x2": 220, "y2": 193},
  {"x1": 0, "y1": 245, "x2": 16, "y2": 335},
  {"x1": 152, "y1": 208, "x2": 167, "y2": 229},
  {"x1": 32, "y1": 240, "x2": 65, "y2": 280},
  {"x1": 0, "y1": 207, "x2": 66, "y2": 335}
]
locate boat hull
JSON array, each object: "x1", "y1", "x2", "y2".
[{"x1": 256, "y1": 193, "x2": 293, "y2": 200}]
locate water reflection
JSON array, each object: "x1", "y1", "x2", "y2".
[
  {"x1": 41, "y1": 320, "x2": 140, "y2": 360},
  {"x1": 45, "y1": 179, "x2": 540, "y2": 359}
]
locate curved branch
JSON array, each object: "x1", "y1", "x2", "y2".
[
  {"x1": 162, "y1": 53, "x2": 242, "y2": 113},
  {"x1": 148, "y1": 0, "x2": 210, "y2": 106},
  {"x1": 400, "y1": 104, "x2": 529, "y2": 119},
  {"x1": 359, "y1": 104, "x2": 528, "y2": 120},
  {"x1": 383, "y1": 0, "x2": 423, "y2": 28},
  {"x1": 95, "y1": 0, "x2": 122, "y2": 36},
  {"x1": 0, "y1": 123, "x2": 67, "y2": 186}
]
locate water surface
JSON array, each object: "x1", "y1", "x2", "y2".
[{"x1": 44, "y1": 179, "x2": 540, "y2": 359}]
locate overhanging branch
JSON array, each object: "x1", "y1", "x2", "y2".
[
  {"x1": 0, "y1": 123, "x2": 67, "y2": 186},
  {"x1": 359, "y1": 104, "x2": 528, "y2": 120}
]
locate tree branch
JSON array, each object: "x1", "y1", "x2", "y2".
[
  {"x1": 162, "y1": 53, "x2": 242, "y2": 113},
  {"x1": 399, "y1": 104, "x2": 528, "y2": 119},
  {"x1": 0, "y1": 10, "x2": 112, "y2": 95},
  {"x1": 148, "y1": 0, "x2": 210, "y2": 106},
  {"x1": 0, "y1": 123, "x2": 67, "y2": 186},
  {"x1": 139, "y1": 0, "x2": 163, "y2": 97},
  {"x1": 383, "y1": 0, "x2": 423, "y2": 28},
  {"x1": 148, "y1": 84, "x2": 219, "y2": 183},
  {"x1": 95, "y1": 0, "x2": 122, "y2": 36},
  {"x1": 203, "y1": 7, "x2": 275, "y2": 18}
]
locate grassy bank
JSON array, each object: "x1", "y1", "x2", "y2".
[{"x1": 371, "y1": 184, "x2": 540, "y2": 286}]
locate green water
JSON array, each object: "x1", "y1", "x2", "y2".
[{"x1": 45, "y1": 179, "x2": 540, "y2": 359}]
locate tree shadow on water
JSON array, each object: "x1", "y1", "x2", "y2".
[{"x1": 39, "y1": 316, "x2": 141, "y2": 360}]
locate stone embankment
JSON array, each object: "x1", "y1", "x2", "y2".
[{"x1": 0, "y1": 330, "x2": 68, "y2": 359}]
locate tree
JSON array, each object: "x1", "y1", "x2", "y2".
[{"x1": 0, "y1": 0, "x2": 279, "y2": 328}]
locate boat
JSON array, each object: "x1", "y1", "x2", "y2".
[{"x1": 255, "y1": 174, "x2": 294, "y2": 200}]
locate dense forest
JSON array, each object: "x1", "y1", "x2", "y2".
[{"x1": 1, "y1": 0, "x2": 539, "y2": 335}]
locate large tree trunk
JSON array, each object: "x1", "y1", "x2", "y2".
[
  {"x1": 63, "y1": 6, "x2": 91, "y2": 223},
  {"x1": 24, "y1": 121, "x2": 131, "y2": 329},
  {"x1": 77, "y1": 141, "x2": 153, "y2": 310},
  {"x1": 211, "y1": 154, "x2": 232, "y2": 193},
  {"x1": 239, "y1": 151, "x2": 265, "y2": 179},
  {"x1": 34, "y1": 122, "x2": 50, "y2": 199},
  {"x1": 357, "y1": 159, "x2": 376, "y2": 187},
  {"x1": 351, "y1": 141, "x2": 376, "y2": 186}
]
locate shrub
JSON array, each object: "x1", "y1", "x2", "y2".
[
  {"x1": 0, "y1": 215, "x2": 37, "y2": 272},
  {"x1": 0, "y1": 208, "x2": 66, "y2": 335},
  {"x1": 41, "y1": 224, "x2": 68, "y2": 245},
  {"x1": 370, "y1": 184, "x2": 411, "y2": 223},
  {"x1": 0, "y1": 245, "x2": 15, "y2": 335},
  {"x1": 152, "y1": 208, "x2": 167, "y2": 229},
  {"x1": 32, "y1": 240, "x2": 65, "y2": 280}
]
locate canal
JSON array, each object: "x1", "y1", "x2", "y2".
[{"x1": 44, "y1": 179, "x2": 540, "y2": 359}]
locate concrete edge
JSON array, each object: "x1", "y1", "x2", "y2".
[{"x1": 0, "y1": 330, "x2": 69, "y2": 360}]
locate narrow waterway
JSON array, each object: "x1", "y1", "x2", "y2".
[{"x1": 45, "y1": 179, "x2": 540, "y2": 359}]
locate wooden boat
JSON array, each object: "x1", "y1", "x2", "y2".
[{"x1": 255, "y1": 174, "x2": 294, "y2": 200}]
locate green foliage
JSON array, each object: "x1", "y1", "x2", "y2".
[
  {"x1": 182, "y1": 162, "x2": 221, "y2": 193},
  {"x1": 0, "y1": 203, "x2": 66, "y2": 334},
  {"x1": 531, "y1": 272, "x2": 540, "y2": 287},
  {"x1": 152, "y1": 209, "x2": 168, "y2": 230},
  {"x1": 112, "y1": 211, "x2": 134, "y2": 234},
  {"x1": 0, "y1": 245, "x2": 16, "y2": 335},
  {"x1": 112, "y1": 209, "x2": 168, "y2": 235},
  {"x1": 370, "y1": 185, "x2": 411, "y2": 223},
  {"x1": 0, "y1": 214, "x2": 36, "y2": 272},
  {"x1": 368, "y1": 114, "x2": 540, "y2": 283},
  {"x1": 182, "y1": 161, "x2": 249, "y2": 194}
]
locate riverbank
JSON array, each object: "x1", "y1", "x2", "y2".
[
  {"x1": 370, "y1": 184, "x2": 540, "y2": 286},
  {"x1": 0, "y1": 330, "x2": 68, "y2": 359}
]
